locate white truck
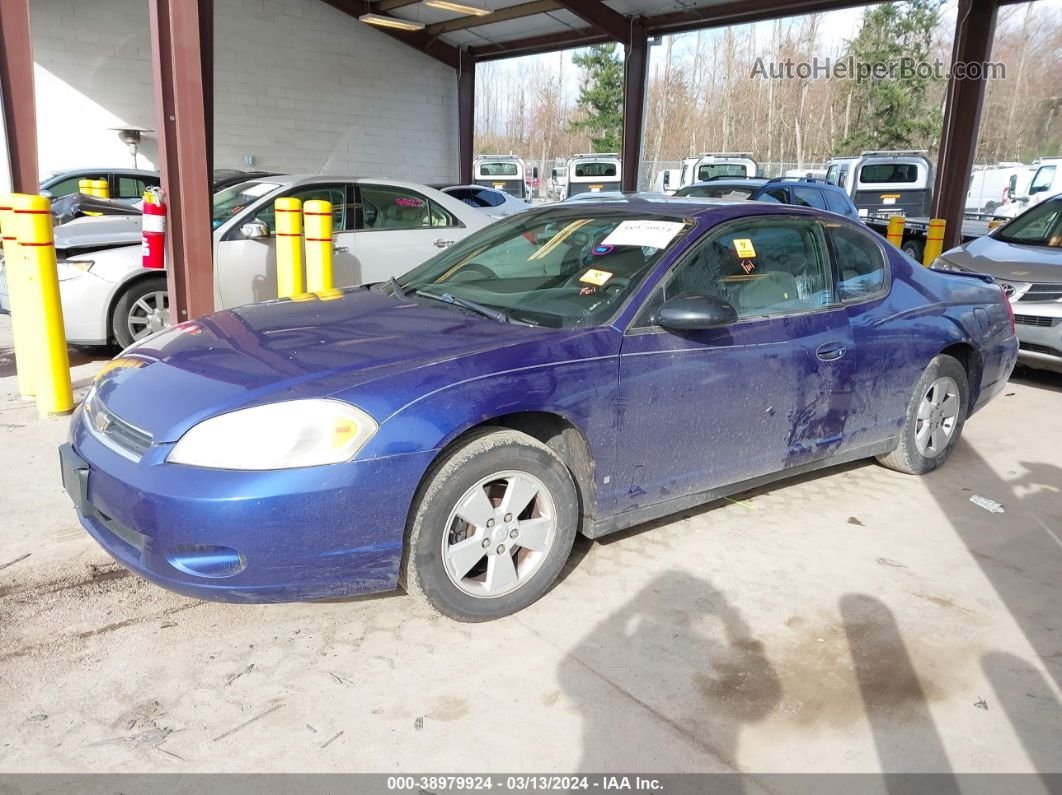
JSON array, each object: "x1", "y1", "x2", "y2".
[
  {"x1": 562, "y1": 153, "x2": 622, "y2": 198},
  {"x1": 993, "y1": 157, "x2": 1062, "y2": 219},
  {"x1": 965, "y1": 162, "x2": 1034, "y2": 215},
  {"x1": 473, "y1": 155, "x2": 535, "y2": 201},
  {"x1": 825, "y1": 151, "x2": 934, "y2": 217},
  {"x1": 676, "y1": 153, "x2": 759, "y2": 190}
]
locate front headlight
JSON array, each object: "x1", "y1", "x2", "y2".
[
  {"x1": 929, "y1": 257, "x2": 969, "y2": 273},
  {"x1": 57, "y1": 260, "x2": 94, "y2": 280},
  {"x1": 168, "y1": 399, "x2": 378, "y2": 470}
]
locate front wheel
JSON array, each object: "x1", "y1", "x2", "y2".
[
  {"x1": 877, "y1": 355, "x2": 969, "y2": 475},
  {"x1": 402, "y1": 429, "x2": 578, "y2": 621},
  {"x1": 111, "y1": 276, "x2": 170, "y2": 349},
  {"x1": 901, "y1": 238, "x2": 925, "y2": 264}
]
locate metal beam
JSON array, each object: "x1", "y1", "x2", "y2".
[
  {"x1": 148, "y1": 0, "x2": 215, "y2": 323},
  {"x1": 931, "y1": 0, "x2": 998, "y2": 249},
  {"x1": 321, "y1": 0, "x2": 461, "y2": 68},
  {"x1": 427, "y1": 0, "x2": 559, "y2": 36},
  {"x1": 552, "y1": 0, "x2": 631, "y2": 42},
  {"x1": 374, "y1": 0, "x2": 420, "y2": 11},
  {"x1": 473, "y1": 27, "x2": 611, "y2": 60},
  {"x1": 621, "y1": 28, "x2": 648, "y2": 192},
  {"x1": 646, "y1": 0, "x2": 874, "y2": 35},
  {"x1": 0, "y1": 0, "x2": 39, "y2": 193},
  {"x1": 458, "y1": 50, "x2": 475, "y2": 184}
]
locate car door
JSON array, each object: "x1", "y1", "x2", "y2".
[
  {"x1": 215, "y1": 183, "x2": 357, "y2": 308},
  {"x1": 608, "y1": 215, "x2": 856, "y2": 515},
  {"x1": 352, "y1": 184, "x2": 465, "y2": 283}
]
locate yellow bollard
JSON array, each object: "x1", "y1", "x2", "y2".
[
  {"x1": 303, "y1": 200, "x2": 333, "y2": 292},
  {"x1": 92, "y1": 179, "x2": 110, "y2": 199},
  {"x1": 886, "y1": 214, "x2": 905, "y2": 248},
  {"x1": 923, "y1": 219, "x2": 947, "y2": 267},
  {"x1": 0, "y1": 196, "x2": 37, "y2": 399},
  {"x1": 274, "y1": 197, "x2": 303, "y2": 298},
  {"x1": 78, "y1": 178, "x2": 93, "y2": 195},
  {"x1": 13, "y1": 194, "x2": 73, "y2": 416}
]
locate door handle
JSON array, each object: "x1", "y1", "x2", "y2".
[
  {"x1": 433, "y1": 239, "x2": 455, "y2": 249},
  {"x1": 333, "y1": 246, "x2": 349, "y2": 254},
  {"x1": 816, "y1": 342, "x2": 847, "y2": 362}
]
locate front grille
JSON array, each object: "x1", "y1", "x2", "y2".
[
  {"x1": 1013, "y1": 314, "x2": 1059, "y2": 328},
  {"x1": 1020, "y1": 342, "x2": 1062, "y2": 357},
  {"x1": 84, "y1": 391, "x2": 152, "y2": 460},
  {"x1": 1017, "y1": 283, "x2": 1062, "y2": 303}
]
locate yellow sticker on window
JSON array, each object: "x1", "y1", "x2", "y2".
[
  {"x1": 733, "y1": 238, "x2": 757, "y2": 258},
  {"x1": 579, "y1": 268, "x2": 613, "y2": 287}
]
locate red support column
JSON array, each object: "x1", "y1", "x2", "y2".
[
  {"x1": 458, "y1": 50, "x2": 475, "y2": 185},
  {"x1": 621, "y1": 28, "x2": 649, "y2": 192},
  {"x1": 931, "y1": 0, "x2": 998, "y2": 250},
  {"x1": 0, "y1": 0, "x2": 39, "y2": 193},
  {"x1": 148, "y1": 0, "x2": 215, "y2": 323}
]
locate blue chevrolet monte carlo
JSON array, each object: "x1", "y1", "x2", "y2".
[{"x1": 60, "y1": 198, "x2": 1018, "y2": 621}]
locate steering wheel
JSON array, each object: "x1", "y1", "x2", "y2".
[{"x1": 443, "y1": 262, "x2": 498, "y2": 282}]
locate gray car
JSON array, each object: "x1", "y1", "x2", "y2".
[{"x1": 932, "y1": 194, "x2": 1062, "y2": 374}]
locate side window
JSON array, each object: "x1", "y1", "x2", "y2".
[
  {"x1": 637, "y1": 218, "x2": 832, "y2": 326},
  {"x1": 827, "y1": 223, "x2": 888, "y2": 302},
  {"x1": 47, "y1": 175, "x2": 105, "y2": 198},
  {"x1": 762, "y1": 187, "x2": 788, "y2": 203},
  {"x1": 117, "y1": 177, "x2": 147, "y2": 199},
  {"x1": 824, "y1": 189, "x2": 854, "y2": 217},
  {"x1": 792, "y1": 187, "x2": 827, "y2": 210},
  {"x1": 1029, "y1": 165, "x2": 1056, "y2": 195},
  {"x1": 360, "y1": 185, "x2": 457, "y2": 230},
  {"x1": 254, "y1": 185, "x2": 349, "y2": 233}
]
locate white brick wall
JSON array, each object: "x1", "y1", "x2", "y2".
[{"x1": 30, "y1": 0, "x2": 460, "y2": 183}]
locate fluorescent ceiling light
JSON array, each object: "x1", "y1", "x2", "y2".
[
  {"x1": 423, "y1": 0, "x2": 493, "y2": 16},
  {"x1": 358, "y1": 13, "x2": 426, "y2": 30}
]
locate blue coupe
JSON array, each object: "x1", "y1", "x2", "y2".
[{"x1": 60, "y1": 198, "x2": 1018, "y2": 621}]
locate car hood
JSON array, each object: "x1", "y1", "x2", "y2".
[
  {"x1": 941, "y1": 234, "x2": 1062, "y2": 283},
  {"x1": 93, "y1": 289, "x2": 564, "y2": 443},
  {"x1": 54, "y1": 214, "x2": 142, "y2": 254}
]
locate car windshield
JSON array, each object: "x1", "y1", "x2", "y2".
[
  {"x1": 397, "y1": 209, "x2": 692, "y2": 328},
  {"x1": 211, "y1": 180, "x2": 281, "y2": 229},
  {"x1": 995, "y1": 198, "x2": 1062, "y2": 247}
]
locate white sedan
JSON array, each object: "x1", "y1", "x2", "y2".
[
  {"x1": 441, "y1": 185, "x2": 531, "y2": 218},
  {"x1": 0, "y1": 177, "x2": 490, "y2": 348}
]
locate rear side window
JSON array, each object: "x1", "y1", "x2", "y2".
[
  {"x1": 117, "y1": 177, "x2": 149, "y2": 199},
  {"x1": 361, "y1": 185, "x2": 458, "y2": 230},
  {"x1": 824, "y1": 190, "x2": 855, "y2": 217},
  {"x1": 761, "y1": 187, "x2": 788, "y2": 203},
  {"x1": 860, "y1": 163, "x2": 919, "y2": 184},
  {"x1": 827, "y1": 223, "x2": 888, "y2": 301},
  {"x1": 792, "y1": 187, "x2": 827, "y2": 209},
  {"x1": 479, "y1": 163, "x2": 518, "y2": 177}
]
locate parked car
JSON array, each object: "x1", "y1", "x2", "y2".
[
  {"x1": 60, "y1": 198, "x2": 1017, "y2": 621},
  {"x1": 40, "y1": 168, "x2": 160, "y2": 203},
  {"x1": 825, "y1": 151, "x2": 933, "y2": 217},
  {"x1": 674, "y1": 153, "x2": 759, "y2": 192},
  {"x1": 0, "y1": 177, "x2": 489, "y2": 348},
  {"x1": 441, "y1": 185, "x2": 531, "y2": 219},
  {"x1": 675, "y1": 177, "x2": 862, "y2": 220},
  {"x1": 473, "y1": 155, "x2": 535, "y2": 201},
  {"x1": 932, "y1": 194, "x2": 1062, "y2": 374},
  {"x1": 993, "y1": 157, "x2": 1062, "y2": 220}
]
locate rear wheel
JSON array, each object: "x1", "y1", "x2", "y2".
[
  {"x1": 901, "y1": 238, "x2": 925, "y2": 263},
  {"x1": 111, "y1": 277, "x2": 170, "y2": 349},
  {"x1": 877, "y1": 355, "x2": 969, "y2": 475},
  {"x1": 402, "y1": 429, "x2": 578, "y2": 622}
]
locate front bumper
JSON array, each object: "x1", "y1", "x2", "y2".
[
  {"x1": 62, "y1": 407, "x2": 436, "y2": 602},
  {"x1": 1013, "y1": 306, "x2": 1062, "y2": 374},
  {"x1": 0, "y1": 262, "x2": 113, "y2": 344}
]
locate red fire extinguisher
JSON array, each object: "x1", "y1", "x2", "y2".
[{"x1": 142, "y1": 187, "x2": 166, "y2": 269}]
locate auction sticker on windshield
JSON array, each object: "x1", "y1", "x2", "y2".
[
  {"x1": 601, "y1": 220, "x2": 685, "y2": 250},
  {"x1": 733, "y1": 238, "x2": 757, "y2": 258},
  {"x1": 579, "y1": 268, "x2": 613, "y2": 286}
]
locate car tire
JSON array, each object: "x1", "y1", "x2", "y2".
[
  {"x1": 402, "y1": 429, "x2": 579, "y2": 622},
  {"x1": 877, "y1": 355, "x2": 969, "y2": 475},
  {"x1": 901, "y1": 238, "x2": 924, "y2": 263},
  {"x1": 111, "y1": 276, "x2": 170, "y2": 349}
]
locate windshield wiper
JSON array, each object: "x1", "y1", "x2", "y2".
[{"x1": 414, "y1": 290, "x2": 509, "y2": 323}]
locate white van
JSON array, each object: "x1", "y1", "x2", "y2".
[
  {"x1": 995, "y1": 157, "x2": 1062, "y2": 218},
  {"x1": 826, "y1": 151, "x2": 933, "y2": 216},
  {"x1": 547, "y1": 165, "x2": 567, "y2": 202},
  {"x1": 678, "y1": 153, "x2": 759, "y2": 190},
  {"x1": 652, "y1": 168, "x2": 681, "y2": 194},
  {"x1": 564, "y1": 154, "x2": 621, "y2": 198},
  {"x1": 474, "y1": 155, "x2": 531, "y2": 201},
  {"x1": 966, "y1": 163, "x2": 1032, "y2": 214}
]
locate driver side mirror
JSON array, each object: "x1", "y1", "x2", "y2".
[
  {"x1": 657, "y1": 294, "x2": 737, "y2": 331},
  {"x1": 241, "y1": 220, "x2": 269, "y2": 239}
]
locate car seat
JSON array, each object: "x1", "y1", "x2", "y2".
[{"x1": 738, "y1": 271, "x2": 800, "y2": 314}]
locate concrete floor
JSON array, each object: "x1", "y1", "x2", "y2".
[{"x1": 0, "y1": 314, "x2": 1060, "y2": 775}]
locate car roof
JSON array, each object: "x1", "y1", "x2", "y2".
[
  {"x1": 686, "y1": 178, "x2": 768, "y2": 188},
  {"x1": 540, "y1": 194, "x2": 841, "y2": 223}
]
